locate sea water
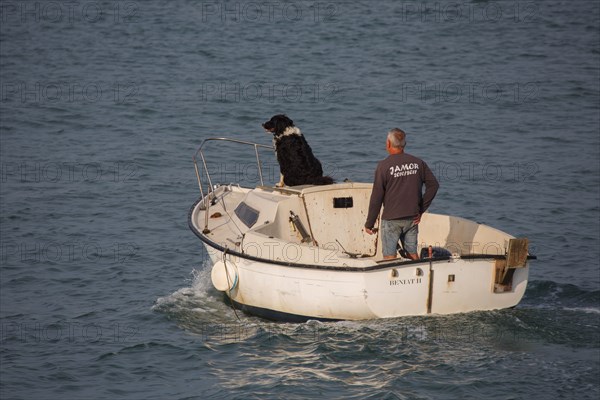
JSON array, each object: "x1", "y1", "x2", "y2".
[{"x1": 1, "y1": 1, "x2": 598, "y2": 399}]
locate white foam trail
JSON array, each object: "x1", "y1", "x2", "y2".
[
  {"x1": 153, "y1": 261, "x2": 215, "y2": 310},
  {"x1": 190, "y1": 261, "x2": 215, "y2": 295}
]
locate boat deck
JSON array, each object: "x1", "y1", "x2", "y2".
[
  {"x1": 191, "y1": 183, "x2": 516, "y2": 269},
  {"x1": 193, "y1": 184, "x2": 378, "y2": 268}
]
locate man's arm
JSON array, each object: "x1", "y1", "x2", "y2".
[
  {"x1": 420, "y1": 161, "x2": 439, "y2": 213},
  {"x1": 365, "y1": 164, "x2": 385, "y2": 230}
]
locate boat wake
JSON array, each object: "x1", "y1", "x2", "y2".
[
  {"x1": 520, "y1": 280, "x2": 600, "y2": 314},
  {"x1": 154, "y1": 259, "x2": 598, "y2": 351},
  {"x1": 152, "y1": 262, "x2": 239, "y2": 328}
]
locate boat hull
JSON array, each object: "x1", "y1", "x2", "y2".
[
  {"x1": 203, "y1": 247, "x2": 529, "y2": 321},
  {"x1": 188, "y1": 182, "x2": 532, "y2": 321}
]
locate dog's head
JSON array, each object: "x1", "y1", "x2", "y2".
[{"x1": 262, "y1": 114, "x2": 294, "y2": 136}]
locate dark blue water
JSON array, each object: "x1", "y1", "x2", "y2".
[{"x1": 1, "y1": 1, "x2": 599, "y2": 399}]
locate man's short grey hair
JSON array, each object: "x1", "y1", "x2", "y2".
[{"x1": 387, "y1": 128, "x2": 406, "y2": 148}]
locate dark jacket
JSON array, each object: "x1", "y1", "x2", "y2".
[{"x1": 365, "y1": 153, "x2": 439, "y2": 228}]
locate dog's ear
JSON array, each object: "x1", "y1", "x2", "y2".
[
  {"x1": 274, "y1": 115, "x2": 293, "y2": 134},
  {"x1": 275, "y1": 118, "x2": 285, "y2": 134}
]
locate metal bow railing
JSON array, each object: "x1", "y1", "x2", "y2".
[{"x1": 193, "y1": 137, "x2": 274, "y2": 203}]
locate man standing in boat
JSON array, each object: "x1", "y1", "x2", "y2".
[{"x1": 364, "y1": 128, "x2": 439, "y2": 260}]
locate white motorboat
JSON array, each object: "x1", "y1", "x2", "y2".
[{"x1": 189, "y1": 138, "x2": 534, "y2": 322}]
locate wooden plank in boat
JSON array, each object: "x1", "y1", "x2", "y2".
[{"x1": 506, "y1": 238, "x2": 529, "y2": 268}]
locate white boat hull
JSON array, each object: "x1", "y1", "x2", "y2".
[{"x1": 202, "y1": 248, "x2": 528, "y2": 321}]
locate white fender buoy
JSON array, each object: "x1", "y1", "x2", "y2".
[{"x1": 211, "y1": 260, "x2": 238, "y2": 291}]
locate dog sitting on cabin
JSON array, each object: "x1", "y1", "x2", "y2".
[{"x1": 262, "y1": 114, "x2": 334, "y2": 187}]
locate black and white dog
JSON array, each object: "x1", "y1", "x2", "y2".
[{"x1": 262, "y1": 114, "x2": 334, "y2": 187}]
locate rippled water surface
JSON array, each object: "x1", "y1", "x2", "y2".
[{"x1": 1, "y1": 1, "x2": 599, "y2": 399}]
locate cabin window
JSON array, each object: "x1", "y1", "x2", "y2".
[
  {"x1": 235, "y1": 202, "x2": 259, "y2": 228},
  {"x1": 333, "y1": 197, "x2": 353, "y2": 208}
]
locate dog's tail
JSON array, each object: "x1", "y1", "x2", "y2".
[{"x1": 310, "y1": 176, "x2": 335, "y2": 185}]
